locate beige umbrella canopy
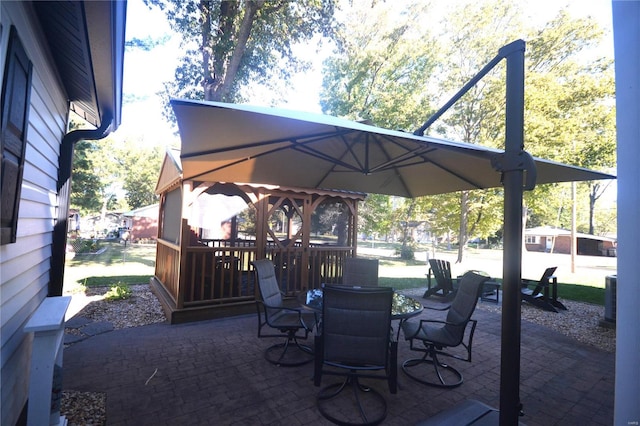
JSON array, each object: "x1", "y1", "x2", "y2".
[{"x1": 173, "y1": 99, "x2": 613, "y2": 198}]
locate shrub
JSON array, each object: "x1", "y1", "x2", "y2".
[
  {"x1": 72, "y1": 238, "x2": 101, "y2": 254},
  {"x1": 104, "y1": 282, "x2": 132, "y2": 301}
]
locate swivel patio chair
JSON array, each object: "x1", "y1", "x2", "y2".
[
  {"x1": 342, "y1": 257, "x2": 379, "y2": 287},
  {"x1": 253, "y1": 259, "x2": 316, "y2": 367},
  {"x1": 403, "y1": 271, "x2": 489, "y2": 388},
  {"x1": 521, "y1": 266, "x2": 566, "y2": 312},
  {"x1": 314, "y1": 285, "x2": 397, "y2": 426},
  {"x1": 423, "y1": 259, "x2": 456, "y2": 299}
]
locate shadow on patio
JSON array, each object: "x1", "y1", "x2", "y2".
[{"x1": 62, "y1": 300, "x2": 614, "y2": 425}]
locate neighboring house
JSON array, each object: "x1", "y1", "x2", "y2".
[
  {"x1": 0, "y1": 2, "x2": 125, "y2": 425},
  {"x1": 525, "y1": 226, "x2": 617, "y2": 257},
  {"x1": 82, "y1": 211, "x2": 126, "y2": 238},
  {"x1": 123, "y1": 203, "x2": 159, "y2": 242}
]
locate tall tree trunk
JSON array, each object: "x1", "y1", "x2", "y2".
[
  {"x1": 400, "y1": 199, "x2": 416, "y2": 259},
  {"x1": 588, "y1": 182, "x2": 601, "y2": 234},
  {"x1": 456, "y1": 191, "x2": 469, "y2": 263}
]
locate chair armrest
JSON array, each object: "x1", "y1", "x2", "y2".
[
  {"x1": 417, "y1": 317, "x2": 472, "y2": 330},
  {"x1": 424, "y1": 304, "x2": 451, "y2": 312},
  {"x1": 402, "y1": 318, "x2": 447, "y2": 339}
]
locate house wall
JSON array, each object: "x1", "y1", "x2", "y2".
[
  {"x1": 554, "y1": 236, "x2": 572, "y2": 254},
  {"x1": 132, "y1": 216, "x2": 158, "y2": 241},
  {"x1": 0, "y1": 3, "x2": 68, "y2": 424}
]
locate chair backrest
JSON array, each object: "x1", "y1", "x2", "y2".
[
  {"x1": 252, "y1": 259, "x2": 283, "y2": 307},
  {"x1": 529, "y1": 266, "x2": 558, "y2": 295},
  {"x1": 539, "y1": 266, "x2": 557, "y2": 282},
  {"x1": 444, "y1": 271, "x2": 490, "y2": 344},
  {"x1": 429, "y1": 258, "x2": 453, "y2": 289},
  {"x1": 322, "y1": 285, "x2": 393, "y2": 368},
  {"x1": 343, "y1": 257, "x2": 379, "y2": 286}
]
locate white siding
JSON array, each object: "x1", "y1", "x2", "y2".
[{"x1": 0, "y1": 3, "x2": 69, "y2": 425}]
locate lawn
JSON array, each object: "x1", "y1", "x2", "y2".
[
  {"x1": 64, "y1": 241, "x2": 155, "y2": 293},
  {"x1": 63, "y1": 241, "x2": 612, "y2": 305}
]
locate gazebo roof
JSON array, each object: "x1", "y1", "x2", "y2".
[{"x1": 155, "y1": 149, "x2": 366, "y2": 200}]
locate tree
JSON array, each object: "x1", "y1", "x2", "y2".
[
  {"x1": 320, "y1": 0, "x2": 615, "y2": 261},
  {"x1": 524, "y1": 11, "x2": 616, "y2": 234},
  {"x1": 121, "y1": 146, "x2": 164, "y2": 209},
  {"x1": 71, "y1": 141, "x2": 103, "y2": 215},
  {"x1": 320, "y1": 1, "x2": 439, "y2": 130},
  {"x1": 144, "y1": 0, "x2": 338, "y2": 122},
  {"x1": 358, "y1": 194, "x2": 393, "y2": 241}
]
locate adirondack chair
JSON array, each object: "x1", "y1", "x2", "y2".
[
  {"x1": 521, "y1": 266, "x2": 567, "y2": 312},
  {"x1": 423, "y1": 259, "x2": 456, "y2": 299}
]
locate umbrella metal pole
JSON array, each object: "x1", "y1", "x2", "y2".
[{"x1": 499, "y1": 40, "x2": 526, "y2": 425}]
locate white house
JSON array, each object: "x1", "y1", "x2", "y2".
[{"x1": 0, "y1": 2, "x2": 125, "y2": 424}]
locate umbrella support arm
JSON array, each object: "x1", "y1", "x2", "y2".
[{"x1": 414, "y1": 40, "x2": 525, "y2": 137}]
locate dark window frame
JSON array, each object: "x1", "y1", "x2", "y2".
[{"x1": 1, "y1": 26, "x2": 32, "y2": 245}]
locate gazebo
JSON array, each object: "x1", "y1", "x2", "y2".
[{"x1": 151, "y1": 148, "x2": 365, "y2": 323}]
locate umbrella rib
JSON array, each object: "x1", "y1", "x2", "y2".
[
  {"x1": 180, "y1": 129, "x2": 350, "y2": 159},
  {"x1": 365, "y1": 134, "x2": 491, "y2": 190}
]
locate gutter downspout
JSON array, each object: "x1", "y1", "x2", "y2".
[{"x1": 49, "y1": 114, "x2": 113, "y2": 296}]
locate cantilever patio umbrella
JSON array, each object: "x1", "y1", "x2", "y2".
[
  {"x1": 173, "y1": 100, "x2": 609, "y2": 198},
  {"x1": 171, "y1": 41, "x2": 614, "y2": 425}
]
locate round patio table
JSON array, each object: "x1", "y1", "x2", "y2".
[{"x1": 298, "y1": 288, "x2": 423, "y2": 320}]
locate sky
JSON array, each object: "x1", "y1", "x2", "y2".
[{"x1": 115, "y1": 0, "x2": 615, "y2": 149}]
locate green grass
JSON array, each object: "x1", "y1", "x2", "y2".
[
  {"x1": 64, "y1": 242, "x2": 156, "y2": 294},
  {"x1": 379, "y1": 276, "x2": 605, "y2": 305},
  {"x1": 379, "y1": 277, "x2": 425, "y2": 290},
  {"x1": 64, "y1": 241, "x2": 606, "y2": 305},
  {"x1": 80, "y1": 275, "x2": 153, "y2": 287},
  {"x1": 557, "y1": 283, "x2": 604, "y2": 305}
]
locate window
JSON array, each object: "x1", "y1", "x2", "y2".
[
  {"x1": 525, "y1": 235, "x2": 540, "y2": 244},
  {"x1": 1, "y1": 26, "x2": 32, "y2": 244}
]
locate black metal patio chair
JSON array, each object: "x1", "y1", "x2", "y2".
[
  {"x1": 343, "y1": 257, "x2": 379, "y2": 287},
  {"x1": 314, "y1": 285, "x2": 397, "y2": 425},
  {"x1": 402, "y1": 271, "x2": 489, "y2": 388},
  {"x1": 253, "y1": 259, "x2": 316, "y2": 367}
]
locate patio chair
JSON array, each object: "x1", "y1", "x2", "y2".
[
  {"x1": 253, "y1": 259, "x2": 316, "y2": 367},
  {"x1": 314, "y1": 285, "x2": 397, "y2": 425},
  {"x1": 342, "y1": 257, "x2": 379, "y2": 286},
  {"x1": 422, "y1": 259, "x2": 456, "y2": 299},
  {"x1": 402, "y1": 271, "x2": 489, "y2": 388},
  {"x1": 521, "y1": 266, "x2": 566, "y2": 312}
]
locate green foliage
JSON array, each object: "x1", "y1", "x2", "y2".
[
  {"x1": 144, "y1": 0, "x2": 338, "y2": 124},
  {"x1": 359, "y1": 194, "x2": 393, "y2": 239},
  {"x1": 71, "y1": 141, "x2": 104, "y2": 215},
  {"x1": 121, "y1": 146, "x2": 163, "y2": 209},
  {"x1": 320, "y1": 1, "x2": 438, "y2": 130},
  {"x1": 321, "y1": 0, "x2": 616, "y2": 251},
  {"x1": 397, "y1": 244, "x2": 415, "y2": 260},
  {"x1": 71, "y1": 133, "x2": 163, "y2": 217},
  {"x1": 104, "y1": 282, "x2": 133, "y2": 301}
]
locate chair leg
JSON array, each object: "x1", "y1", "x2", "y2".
[
  {"x1": 402, "y1": 349, "x2": 464, "y2": 388},
  {"x1": 317, "y1": 374, "x2": 387, "y2": 426},
  {"x1": 523, "y1": 295, "x2": 558, "y2": 313},
  {"x1": 264, "y1": 332, "x2": 314, "y2": 367}
]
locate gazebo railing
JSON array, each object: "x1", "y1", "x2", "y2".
[{"x1": 155, "y1": 244, "x2": 355, "y2": 307}]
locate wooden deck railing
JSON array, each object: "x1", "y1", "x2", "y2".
[
  {"x1": 155, "y1": 240, "x2": 180, "y2": 303},
  {"x1": 154, "y1": 242, "x2": 355, "y2": 309},
  {"x1": 183, "y1": 246, "x2": 257, "y2": 307}
]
